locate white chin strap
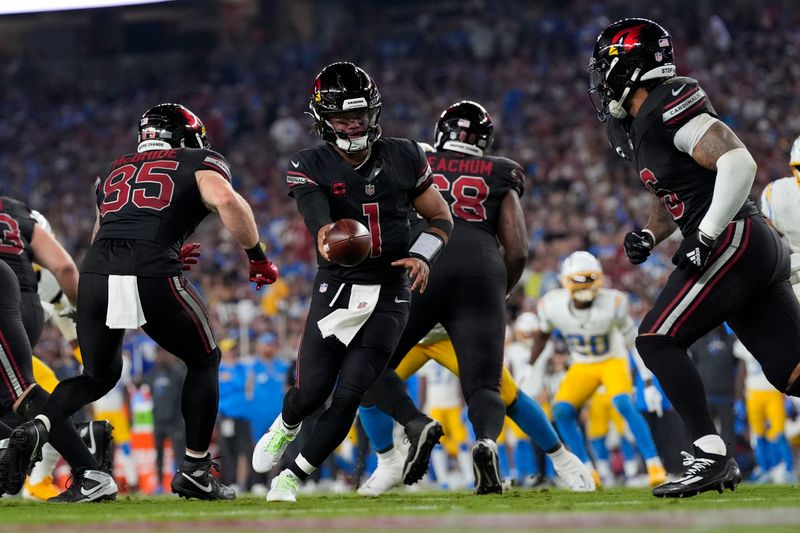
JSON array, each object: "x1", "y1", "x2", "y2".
[
  {"x1": 335, "y1": 134, "x2": 370, "y2": 153},
  {"x1": 607, "y1": 67, "x2": 641, "y2": 120}
]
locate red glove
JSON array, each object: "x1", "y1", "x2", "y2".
[
  {"x1": 179, "y1": 242, "x2": 201, "y2": 271},
  {"x1": 249, "y1": 259, "x2": 279, "y2": 290}
]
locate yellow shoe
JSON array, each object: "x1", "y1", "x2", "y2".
[
  {"x1": 591, "y1": 468, "x2": 603, "y2": 489},
  {"x1": 23, "y1": 476, "x2": 61, "y2": 501},
  {"x1": 648, "y1": 464, "x2": 667, "y2": 487}
]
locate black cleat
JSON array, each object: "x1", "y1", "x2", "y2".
[
  {"x1": 49, "y1": 469, "x2": 117, "y2": 503},
  {"x1": 652, "y1": 447, "x2": 741, "y2": 498},
  {"x1": 402, "y1": 416, "x2": 444, "y2": 485},
  {"x1": 0, "y1": 419, "x2": 48, "y2": 496},
  {"x1": 472, "y1": 439, "x2": 504, "y2": 495},
  {"x1": 171, "y1": 456, "x2": 236, "y2": 500},
  {"x1": 77, "y1": 420, "x2": 114, "y2": 474}
]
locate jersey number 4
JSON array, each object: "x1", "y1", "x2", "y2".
[
  {"x1": 100, "y1": 161, "x2": 179, "y2": 215},
  {"x1": 432, "y1": 174, "x2": 489, "y2": 221}
]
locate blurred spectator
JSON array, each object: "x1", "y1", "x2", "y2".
[
  {"x1": 216, "y1": 338, "x2": 253, "y2": 492},
  {"x1": 144, "y1": 348, "x2": 187, "y2": 485}
]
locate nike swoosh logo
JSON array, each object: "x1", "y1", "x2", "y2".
[
  {"x1": 80, "y1": 480, "x2": 109, "y2": 497},
  {"x1": 290, "y1": 160, "x2": 300, "y2": 168},
  {"x1": 181, "y1": 472, "x2": 213, "y2": 493},
  {"x1": 671, "y1": 83, "x2": 687, "y2": 96},
  {"x1": 394, "y1": 297, "x2": 410, "y2": 304},
  {"x1": 86, "y1": 423, "x2": 97, "y2": 455}
]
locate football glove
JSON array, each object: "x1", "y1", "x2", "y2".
[
  {"x1": 672, "y1": 230, "x2": 715, "y2": 271},
  {"x1": 249, "y1": 259, "x2": 279, "y2": 290},
  {"x1": 179, "y1": 242, "x2": 201, "y2": 271},
  {"x1": 643, "y1": 383, "x2": 663, "y2": 417},
  {"x1": 623, "y1": 230, "x2": 655, "y2": 265}
]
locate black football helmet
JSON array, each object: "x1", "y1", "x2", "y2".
[
  {"x1": 589, "y1": 18, "x2": 676, "y2": 121},
  {"x1": 309, "y1": 62, "x2": 382, "y2": 153},
  {"x1": 434, "y1": 100, "x2": 494, "y2": 156},
  {"x1": 138, "y1": 103, "x2": 209, "y2": 152}
]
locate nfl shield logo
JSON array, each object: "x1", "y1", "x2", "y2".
[
  {"x1": 655, "y1": 51, "x2": 663, "y2": 62},
  {"x1": 365, "y1": 183, "x2": 375, "y2": 196},
  {"x1": 319, "y1": 283, "x2": 328, "y2": 293}
]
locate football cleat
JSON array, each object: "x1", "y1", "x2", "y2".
[
  {"x1": 472, "y1": 439, "x2": 504, "y2": 495},
  {"x1": 0, "y1": 419, "x2": 48, "y2": 496},
  {"x1": 48, "y1": 469, "x2": 117, "y2": 503},
  {"x1": 652, "y1": 448, "x2": 741, "y2": 498},
  {"x1": 252, "y1": 417, "x2": 301, "y2": 473},
  {"x1": 647, "y1": 463, "x2": 668, "y2": 487},
  {"x1": 77, "y1": 420, "x2": 114, "y2": 474},
  {"x1": 23, "y1": 475, "x2": 61, "y2": 501},
  {"x1": 358, "y1": 448, "x2": 404, "y2": 496},
  {"x1": 171, "y1": 456, "x2": 236, "y2": 500},
  {"x1": 401, "y1": 416, "x2": 444, "y2": 485},
  {"x1": 550, "y1": 449, "x2": 596, "y2": 492},
  {"x1": 266, "y1": 469, "x2": 300, "y2": 502}
]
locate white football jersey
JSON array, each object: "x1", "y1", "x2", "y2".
[
  {"x1": 537, "y1": 288, "x2": 636, "y2": 364},
  {"x1": 419, "y1": 360, "x2": 462, "y2": 410},
  {"x1": 733, "y1": 340, "x2": 774, "y2": 392},
  {"x1": 506, "y1": 339, "x2": 552, "y2": 398},
  {"x1": 761, "y1": 177, "x2": 800, "y2": 253}
]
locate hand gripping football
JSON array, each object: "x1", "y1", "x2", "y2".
[{"x1": 323, "y1": 218, "x2": 372, "y2": 267}]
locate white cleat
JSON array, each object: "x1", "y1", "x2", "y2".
[
  {"x1": 252, "y1": 417, "x2": 301, "y2": 473},
  {"x1": 266, "y1": 469, "x2": 300, "y2": 502},
  {"x1": 358, "y1": 448, "x2": 404, "y2": 496},
  {"x1": 550, "y1": 448, "x2": 597, "y2": 492}
]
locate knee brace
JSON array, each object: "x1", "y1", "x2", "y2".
[{"x1": 552, "y1": 401, "x2": 577, "y2": 424}]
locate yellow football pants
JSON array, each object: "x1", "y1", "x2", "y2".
[
  {"x1": 554, "y1": 357, "x2": 633, "y2": 408},
  {"x1": 746, "y1": 389, "x2": 786, "y2": 441}
]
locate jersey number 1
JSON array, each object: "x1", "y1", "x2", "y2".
[{"x1": 101, "y1": 161, "x2": 179, "y2": 215}]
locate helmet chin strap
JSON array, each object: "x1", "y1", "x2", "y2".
[{"x1": 608, "y1": 67, "x2": 641, "y2": 120}]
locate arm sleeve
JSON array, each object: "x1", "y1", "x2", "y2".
[
  {"x1": 697, "y1": 148, "x2": 757, "y2": 239},
  {"x1": 201, "y1": 150, "x2": 233, "y2": 182}
]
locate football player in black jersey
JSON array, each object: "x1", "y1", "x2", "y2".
[
  {"x1": 356, "y1": 101, "x2": 595, "y2": 495},
  {"x1": 251, "y1": 62, "x2": 452, "y2": 502},
  {"x1": 0, "y1": 198, "x2": 113, "y2": 500},
  {"x1": 589, "y1": 18, "x2": 800, "y2": 497},
  {"x1": 7, "y1": 103, "x2": 278, "y2": 501}
]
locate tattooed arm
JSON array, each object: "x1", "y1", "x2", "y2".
[{"x1": 643, "y1": 198, "x2": 679, "y2": 245}]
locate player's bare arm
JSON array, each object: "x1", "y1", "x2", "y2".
[
  {"x1": 691, "y1": 121, "x2": 747, "y2": 170},
  {"x1": 29, "y1": 223, "x2": 79, "y2": 305},
  {"x1": 196, "y1": 169, "x2": 260, "y2": 249},
  {"x1": 644, "y1": 198, "x2": 678, "y2": 245},
  {"x1": 393, "y1": 185, "x2": 453, "y2": 293},
  {"x1": 528, "y1": 330, "x2": 552, "y2": 366},
  {"x1": 497, "y1": 190, "x2": 528, "y2": 294}
]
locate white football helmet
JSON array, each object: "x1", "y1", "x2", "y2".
[
  {"x1": 560, "y1": 251, "x2": 603, "y2": 303},
  {"x1": 790, "y1": 135, "x2": 800, "y2": 180}
]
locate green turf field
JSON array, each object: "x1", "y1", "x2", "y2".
[{"x1": 1, "y1": 485, "x2": 799, "y2": 532}]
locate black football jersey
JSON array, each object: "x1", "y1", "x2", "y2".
[
  {"x1": 83, "y1": 147, "x2": 232, "y2": 276},
  {"x1": 287, "y1": 138, "x2": 433, "y2": 283},
  {"x1": 629, "y1": 76, "x2": 758, "y2": 237},
  {"x1": 0, "y1": 196, "x2": 37, "y2": 293}
]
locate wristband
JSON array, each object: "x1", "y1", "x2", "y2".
[
  {"x1": 409, "y1": 231, "x2": 444, "y2": 265},
  {"x1": 245, "y1": 243, "x2": 266, "y2": 261}
]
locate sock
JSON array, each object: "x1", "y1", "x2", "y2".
[
  {"x1": 612, "y1": 394, "x2": 659, "y2": 460},
  {"x1": 590, "y1": 437, "x2": 610, "y2": 462},
  {"x1": 184, "y1": 452, "x2": 210, "y2": 463},
  {"x1": 497, "y1": 442, "x2": 510, "y2": 478},
  {"x1": 595, "y1": 459, "x2": 612, "y2": 481},
  {"x1": 515, "y1": 439, "x2": 535, "y2": 479},
  {"x1": 507, "y1": 392, "x2": 560, "y2": 452},
  {"x1": 35, "y1": 414, "x2": 51, "y2": 432},
  {"x1": 430, "y1": 446, "x2": 449, "y2": 486},
  {"x1": 754, "y1": 436, "x2": 771, "y2": 471},
  {"x1": 636, "y1": 335, "x2": 718, "y2": 440},
  {"x1": 288, "y1": 453, "x2": 316, "y2": 481},
  {"x1": 29, "y1": 443, "x2": 60, "y2": 484},
  {"x1": 457, "y1": 444, "x2": 474, "y2": 486},
  {"x1": 693, "y1": 434, "x2": 727, "y2": 456},
  {"x1": 466, "y1": 389, "x2": 505, "y2": 441},
  {"x1": 358, "y1": 406, "x2": 395, "y2": 454},
  {"x1": 552, "y1": 402, "x2": 590, "y2": 463},
  {"x1": 645, "y1": 457, "x2": 664, "y2": 469},
  {"x1": 620, "y1": 436, "x2": 636, "y2": 462},
  {"x1": 775, "y1": 435, "x2": 794, "y2": 472},
  {"x1": 624, "y1": 459, "x2": 640, "y2": 478}
]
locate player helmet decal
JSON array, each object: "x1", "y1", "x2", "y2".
[
  {"x1": 434, "y1": 100, "x2": 494, "y2": 157},
  {"x1": 560, "y1": 251, "x2": 604, "y2": 303},
  {"x1": 308, "y1": 62, "x2": 382, "y2": 153},
  {"x1": 589, "y1": 18, "x2": 676, "y2": 121},
  {"x1": 138, "y1": 103, "x2": 210, "y2": 152},
  {"x1": 790, "y1": 135, "x2": 800, "y2": 180}
]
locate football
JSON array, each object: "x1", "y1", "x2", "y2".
[{"x1": 323, "y1": 218, "x2": 372, "y2": 267}]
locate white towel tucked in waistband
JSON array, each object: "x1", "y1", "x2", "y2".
[
  {"x1": 317, "y1": 284, "x2": 381, "y2": 347},
  {"x1": 106, "y1": 275, "x2": 147, "y2": 329}
]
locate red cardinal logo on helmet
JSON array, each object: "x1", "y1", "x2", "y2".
[{"x1": 608, "y1": 24, "x2": 646, "y2": 56}]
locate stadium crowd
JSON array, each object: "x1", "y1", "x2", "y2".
[{"x1": 2, "y1": 0, "x2": 799, "y2": 493}]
